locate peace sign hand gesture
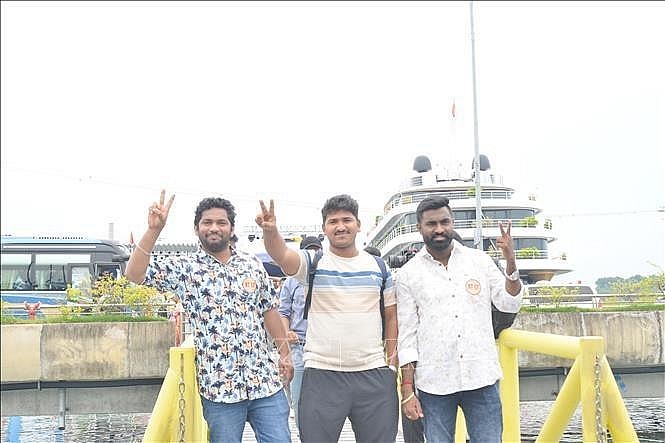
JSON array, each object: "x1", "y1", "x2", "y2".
[
  {"x1": 255, "y1": 199, "x2": 277, "y2": 232},
  {"x1": 496, "y1": 221, "x2": 515, "y2": 261},
  {"x1": 148, "y1": 189, "x2": 175, "y2": 232}
]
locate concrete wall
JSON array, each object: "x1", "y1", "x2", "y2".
[
  {"x1": 512, "y1": 311, "x2": 664, "y2": 368},
  {"x1": 1, "y1": 311, "x2": 663, "y2": 383},
  {"x1": 1, "y1": 321, "x2": 174, "y2": 383}
]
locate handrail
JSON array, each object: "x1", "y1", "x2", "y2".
[
  {"x1": 144, "y1": 331, "x2": 639, "y2": 442},
  {"x1": 372, "y1": 221, "x2": 550, "y2": 258},
  {"x1": 497, "y1": 329, "x2": 638, "y2": 442},
  {"x1": 384, "y1": 189, "x2": 516, "y2": 214}
]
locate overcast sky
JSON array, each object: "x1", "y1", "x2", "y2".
[{"x1": 1, "y1": 1, "x2": 663, "y2": 285}]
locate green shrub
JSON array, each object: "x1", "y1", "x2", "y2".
[{"x1": 94, "y1": 275, "x2": 165, "y2": 316}]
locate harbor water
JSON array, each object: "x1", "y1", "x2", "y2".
[{"x1": 1, "y1": 398, "x2": 663, "y2": 442}]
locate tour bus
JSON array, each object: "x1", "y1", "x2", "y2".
[
  {"x1": 524, "y1": 281, "x2": 598, "y2": 308},
  {"x1": 0, "y1": 236, "x2": 130, "y2": 317}
]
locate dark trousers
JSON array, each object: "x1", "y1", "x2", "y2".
[{"x1": 298, "y1": 367, "x2": 398, "y2": 443}]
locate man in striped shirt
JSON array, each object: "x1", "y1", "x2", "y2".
[{"x1": 256, "y1": 194, "x2": 399, "y2": 442}]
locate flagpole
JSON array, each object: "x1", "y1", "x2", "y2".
[{"x1": 469, "y1": 1, "x2": 483, "y2": 251}]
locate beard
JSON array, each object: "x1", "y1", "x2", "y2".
[
  {"x1": 423, "y1": 234, "x2": 452, "y2": 252},
  {"x1": 199, "y1": 233, "x2": 229, "y2": 253}
]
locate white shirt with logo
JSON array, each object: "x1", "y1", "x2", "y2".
[{"x1": 396, "y1": 240, "x2": 523, "y2": 395}]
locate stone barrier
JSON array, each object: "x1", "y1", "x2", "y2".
[
  {"x1": 1, "y1": 321, "x2": 173, "y2": 382},
  {"x1": 1, "y1": 311, "x2": 663, "y2": 383},
  {"x1": 512, "y1": 311, "x2": 664, "y2": 367}
]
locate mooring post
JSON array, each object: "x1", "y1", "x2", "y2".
[{"x1": 58, "y1": 387, "x2": 66, "y2": 430}]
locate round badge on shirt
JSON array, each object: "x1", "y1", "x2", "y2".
[
  {"x1": 465, "y1": 279, "x2": 481, "y2": 295},
  {"x1": 242, "y1": 277, "x2": 258, "y2": 292}
]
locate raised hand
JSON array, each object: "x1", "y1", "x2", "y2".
[
  {"x1": 496, "y1": 221, "x2": 515, "y2": 260},
  {"x1": 255, "y1": 199, "x2": 277, "y2": 231},
  {"x1": 148, "y1": 189, "x2": 175, "y2": 231}
]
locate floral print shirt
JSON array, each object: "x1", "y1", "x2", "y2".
[{"x1": 144, "y1": 246, "x2": 282, "y2": 403}]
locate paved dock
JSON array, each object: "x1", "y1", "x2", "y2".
[{"x1": 242, "y1": 416, "x2": 408, "y2": 442}]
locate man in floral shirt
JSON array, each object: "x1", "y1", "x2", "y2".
[{"x1": 126, "y1": 190, "x2": 293, "y2": 443}]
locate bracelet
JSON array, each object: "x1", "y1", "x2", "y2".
[
  {"x1": 401, "y1": 392, "x2": 415, "y2": 405},
  {"x1": 135, "y1": 243, "x2": 153, "y2": 258},
  {"x1": 401, "y1": 379, "x2": 413, "y2": 385}
]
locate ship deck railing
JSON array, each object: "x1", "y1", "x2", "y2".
[
  {"x1": 384, "y1": 189, "x2": 519, "y2": 214},
  {"x1": 142, "y1": 331, "x2": 638, "y2": 442},
  {"x1": 372, "y1": 220, "x2": 553, "y2": 256}
]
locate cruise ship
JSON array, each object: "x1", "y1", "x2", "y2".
[{"x1": 364, "y1": 154, "x2": 572, "y2": 284}]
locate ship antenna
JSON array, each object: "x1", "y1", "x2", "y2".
[{"x1": 469, "y1": 1, "x2": 483, "y2": 250}]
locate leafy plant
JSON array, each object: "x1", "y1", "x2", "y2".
[
  {"x1": 519, "y1": 216, "x2": 538, "y2": 227},
  {"x1": 59, "y1": 305, "x2": 84, "y2": 319},
  {"x1": 93, "y1": 275, "x2": 165, "y2": 316},
  {"x1": 1, "y1": 313, "x2": 167, "y2": 324},
  {"x1": 516, "y1": 247, "x2": 540, "y2": 259}
]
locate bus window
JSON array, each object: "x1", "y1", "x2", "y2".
[
  {"x1": 96, "y1": 264, "x2": 121, "y2": 280},
  {"x1": 33, "y1": 264, "x2": 67, "y2": 291},
  {"x1": 72, "y1": 266, "x2": 92, "y2": 289},
  {"x1": 1, "y1": 253, "x2": 32, "y2": 291}
]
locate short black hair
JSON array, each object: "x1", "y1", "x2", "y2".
[
  {"x1": 321, "y1": 194, "x2": 359, "y2": 224},
  {"x1": 415, "y1": 196, "x2": 451, "y2": 223},
  {"x1": 194, "y1": 197, "x2": 236, "y2": 227}
]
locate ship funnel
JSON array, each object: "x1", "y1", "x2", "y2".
[{"x1": 413, "y1": 155, "x2": 432, "y2": 173}]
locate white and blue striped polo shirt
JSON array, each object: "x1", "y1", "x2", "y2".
[{"x1": 293, "y1": 249, "x2": 396, "y2": 372}]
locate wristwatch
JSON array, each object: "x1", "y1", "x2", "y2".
[{"x1": 505, "y1": 269, "x2": 520, "y2": 281}]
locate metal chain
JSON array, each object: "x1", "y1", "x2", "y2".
[
  {"x1": 178, "y1": 352, "x2": 187, "y2": 443},
  {"x1": 594, "y1": 354, "x2": 607, "y2": 443}
]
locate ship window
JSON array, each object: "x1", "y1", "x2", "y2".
[
  {"x1": 452, "y1": 210, "x2": 475, "y2": 220},
  {"x1": 507, "y1": 209, "x2": 534, "y2": 219},
  {"x1": 404, "y1": 213, "x2": 417, "y2": 225},
  {"x1": 489, "y1": 209, "x2": 508, "y2": 219}
]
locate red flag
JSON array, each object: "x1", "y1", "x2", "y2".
[{"x1": 451, "y1": 100, "x2": 456, "y2": 118}]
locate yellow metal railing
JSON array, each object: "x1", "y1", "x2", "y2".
[
  {"x1": 145, "y1": 331, "x2": 638, "y2": 442},
  {"x1": 143, "y1": 338, "x2": 208, "y2": 442},
  {"x1": 497, "y1": 329, "x2": 638, "y2": 442}
]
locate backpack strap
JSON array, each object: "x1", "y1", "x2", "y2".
[
  {"x1": 303, "y1": 249, "x2": 323, "y2": 320},
  {"x1": 372, "y1": 255, "x2": 389, "y2": 341},
  {"x1": 302, "y1": 251, "x2": 390, "y2": 341}
]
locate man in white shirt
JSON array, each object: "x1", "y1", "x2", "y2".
[{"x1": 397, "y1": 196, "x2": 523, "y2": 443}]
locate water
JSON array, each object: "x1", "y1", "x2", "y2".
[{"x1": 1, "y1": 399, "x2": 663, "y2": 442}]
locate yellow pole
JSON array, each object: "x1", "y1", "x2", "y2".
[
  {"x1": 498, "y1": 337, "x2": 520, "y2": 442},
  {"x1": 455, "y1": 407, "x2": 467, "y2": 442},
  {"x1": 500, "y1": 329, "x2": 581, "y2": 360},
  {"x1": 579, "y1": 336, "x2": 605, "y2": 442},
  {"x1": 601, "y1": 357, "x2": 639, "y2": 442},
  {"x1": 537, "y1": 359, "x2": 581, "y2": 442}
]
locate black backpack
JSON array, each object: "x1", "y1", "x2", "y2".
[
  {"x1": 303, "y1": 250, "x2": 390, "y2": 340},
  {"x1": 492, "y1": 303, "x2": 517, "y2": 339}
]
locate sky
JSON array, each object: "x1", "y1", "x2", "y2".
[{"x1": 1, "y1": 1, "x2": 664, "y2": 286}]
